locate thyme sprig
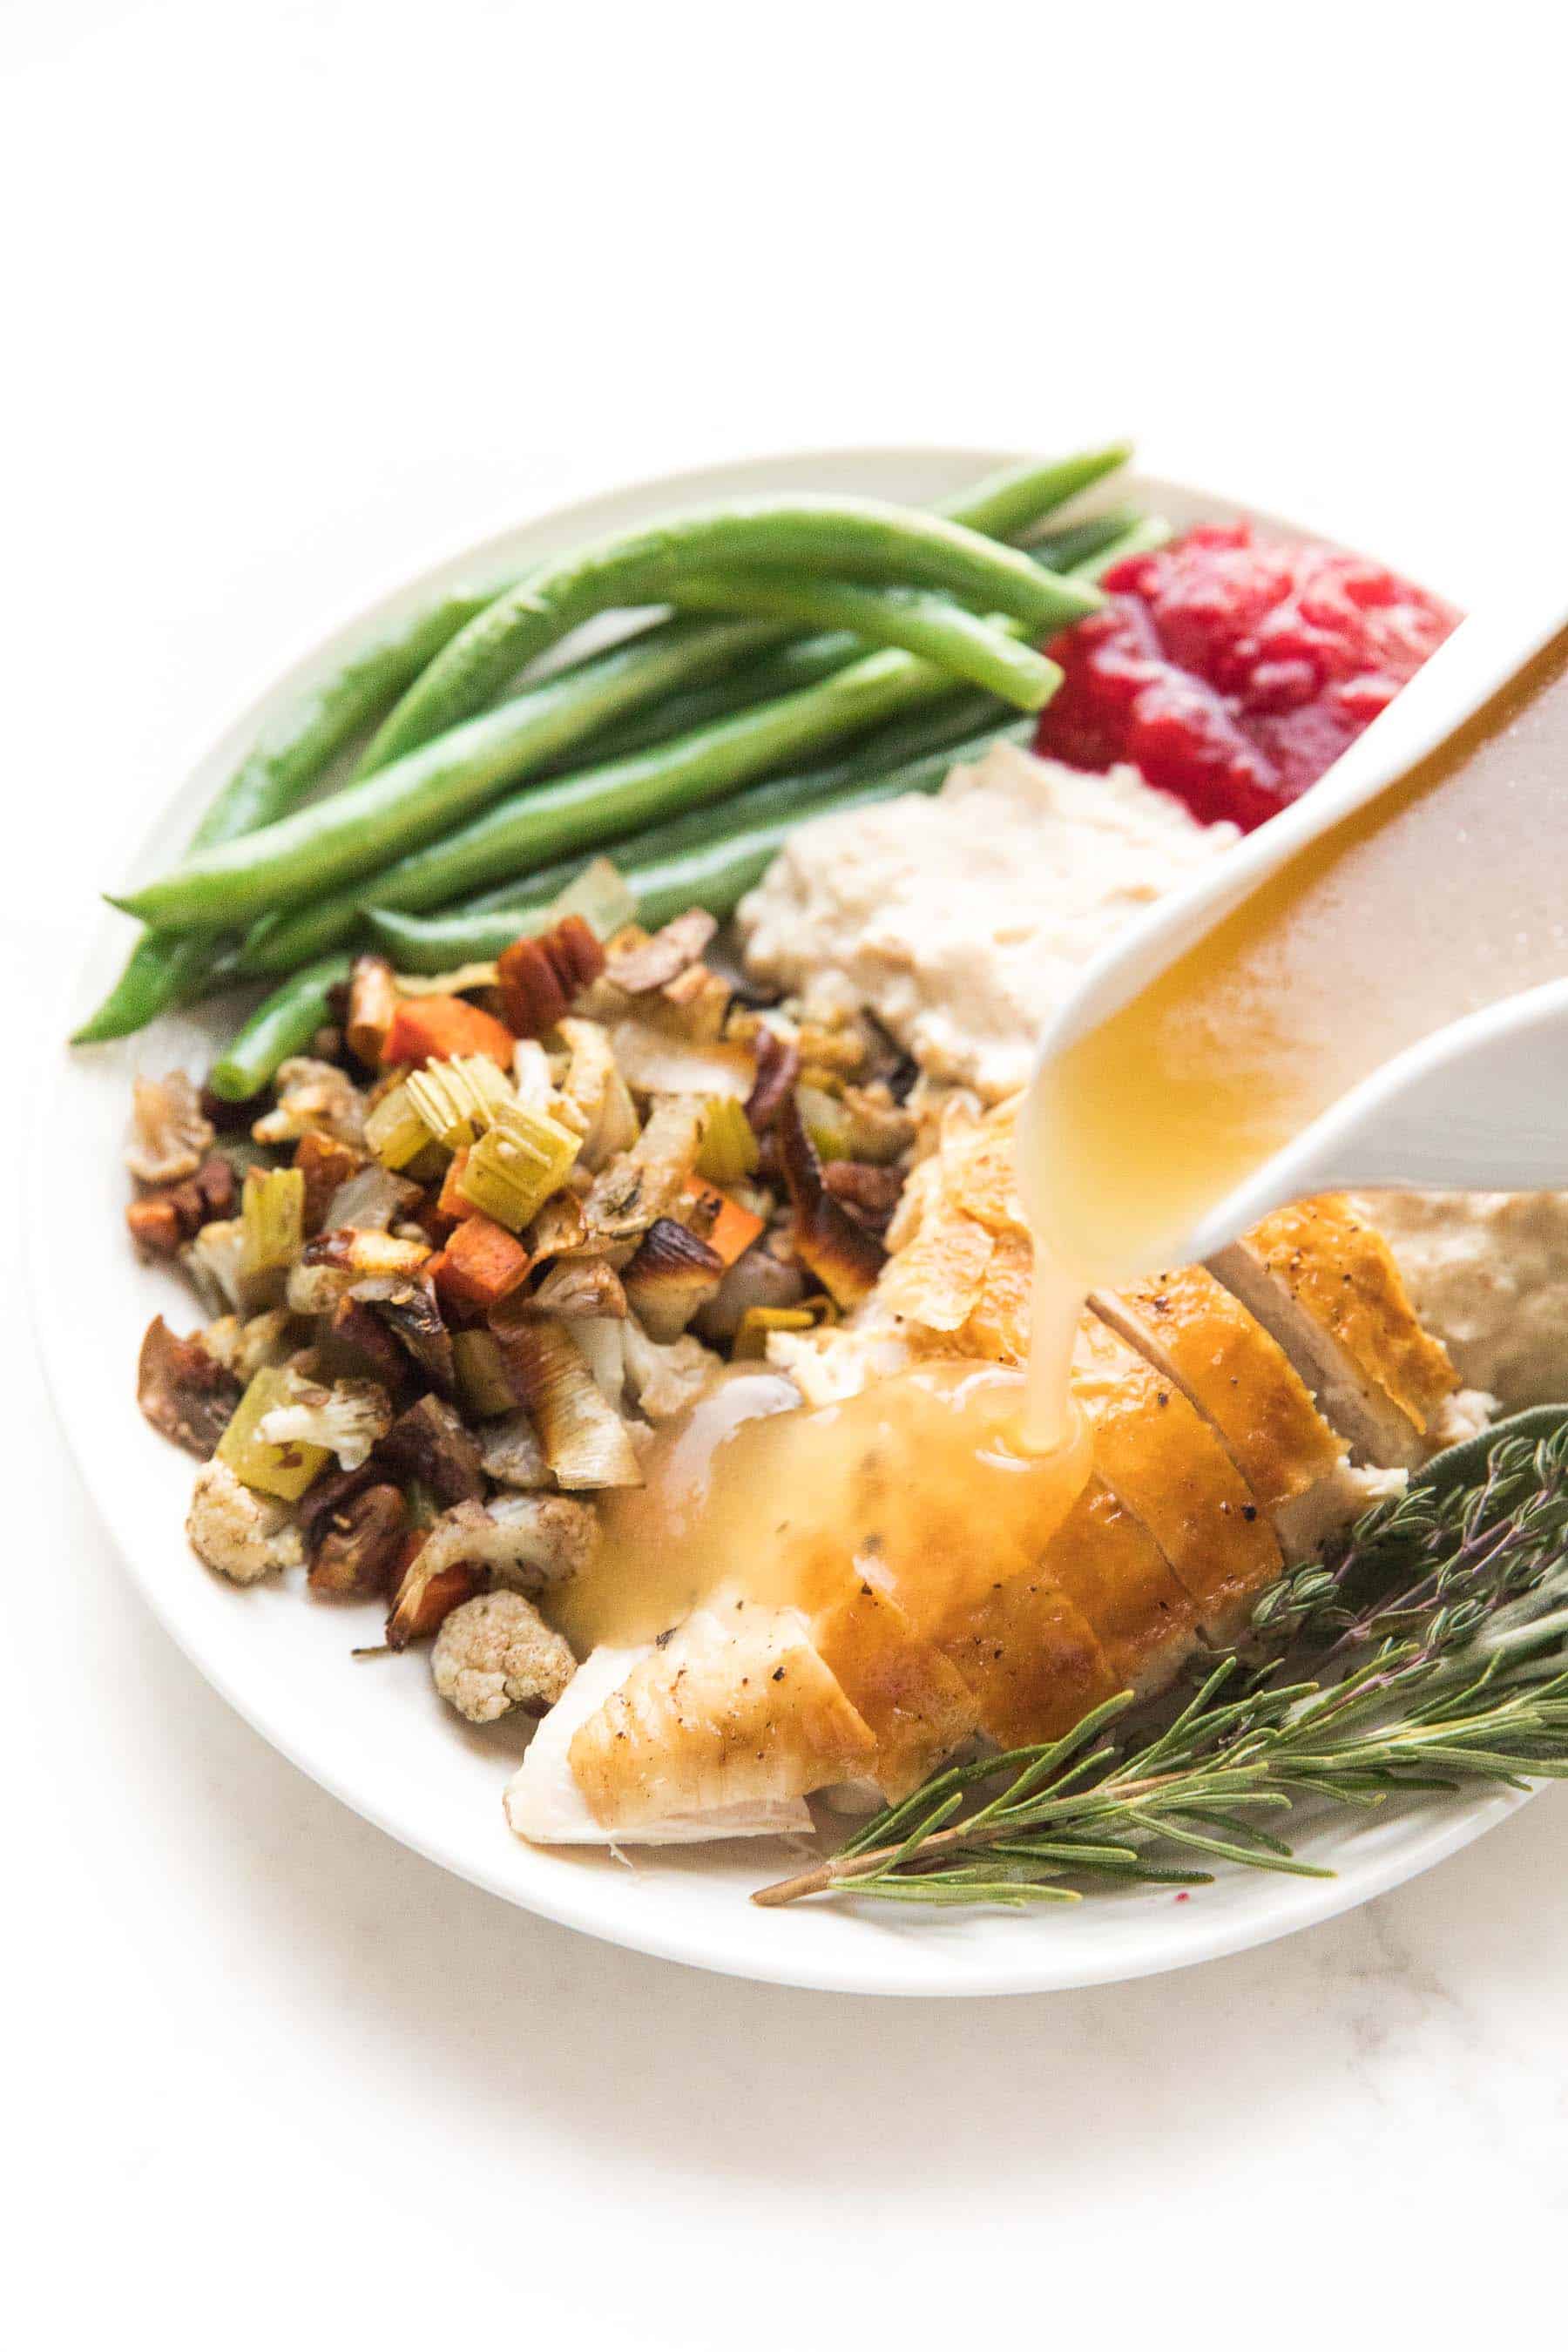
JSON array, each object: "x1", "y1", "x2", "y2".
[{"x1": 754, "y1": 1411, "x2": 1568, "y2": 1911}]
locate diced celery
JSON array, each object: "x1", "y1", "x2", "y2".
[
  {"x1": 240, "y1": 1166, "x2": 306, "y2": 1275},
  {"x1": 364, "y1": 1079, "x2": 435, "y2": 1171},
  {"x1": 458, "y1": 1099, "x2": 580, "y2": 1232},
  {"x1": 216, "y1": 1364, "x2": 329, "y2": 1500},
  {"x1": 695, "y1": 1094, "x2": 760, "y2": 1186},
  {"x1": 405, "y1": 1053, "x2": 515, "y2": 1150}
]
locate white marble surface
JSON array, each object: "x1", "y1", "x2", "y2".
[{"x1": 8, "y1": 4, "x2": 1568, "y2": 2343}]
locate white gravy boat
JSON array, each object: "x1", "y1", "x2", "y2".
[{"x1": 1029, "y1": 582, "x2": 1568, "y2": 1268}]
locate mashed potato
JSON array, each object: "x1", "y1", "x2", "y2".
[{"x1": 739, "y1": 742, "x2": 1238, "y2": 1100}]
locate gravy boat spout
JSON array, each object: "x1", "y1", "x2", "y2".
[{"x1": 1026, "y1": 578, "x2": 1568, "y2": 1274}]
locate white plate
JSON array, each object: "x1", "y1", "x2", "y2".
[{"x1": 36, "y1": 445, "x2": 1526, "y2": 1998}]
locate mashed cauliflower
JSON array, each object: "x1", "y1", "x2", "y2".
[
  {"x1": 738, "y1": 742, "x2": 1238, "y2": 1099},
  {"x1": 1352, "y1": 1191, "x2": 1568, "y2": 1409}
]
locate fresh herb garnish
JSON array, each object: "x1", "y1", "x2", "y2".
[{"x1": 754, "y1": 1409, "x2": 1568, "y2": 1911}]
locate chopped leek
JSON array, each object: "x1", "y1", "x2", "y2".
[
  {"x1": 364, "y1": 1079, "x2": 434, "y2": 1171},
  {"x1": 452, "y1": 1328, "x2": 521, "y2": 1419},
  {"x1": 796, "y1": 1082, "x2": 854, "y2": 1163},
  {"x1": 551, "y1": 855, "x2": 638, "y2": 942},
  {"x1": 216, "y1": 1364, "x2": 330, "y2": 1500},
  {"x1": 458, "y1": 1099, "x2": 580, "y2": 1232},
  {"x1": 393, "y1": 962, "x2": 501, "y2": 997},
  {"x1": 240, "y1": 1166, "x2": 306, "y2": 1276},
  {"x1": 405, "y1": 1053, "x2": 514, "y2": 1151},
  {"x1": 695, "y1": 1094, "x2": 760, "y2": 1186},
  {"x1": 733, "y1": 1305, "x2": 818, "y2": 1360}
]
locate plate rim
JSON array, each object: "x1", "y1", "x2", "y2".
[{"x1": 35, "y1": 440, "x2": 1527, "y2": 1998}]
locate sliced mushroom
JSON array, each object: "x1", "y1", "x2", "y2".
[
  {"x1": 137, "y1": 1316, "x2": 243, "y2": 1457},
  {"x1": 377, "y1": 1393, "x2": 486, "y2": 1504},
  {"x1": 126, "y1": 1071, "x2": 214, "y2": 1186},
  {"x1": 692, "y1": 1235, "x2": 807, "y2": 1343},
  {"x1": 308, "y1": 1484, "x2": 408, "y2": 1598},
  {"x1": 605, "y1": 909, "x2": 718, "y2": 995},
  {"x1": 821, "y1": 1160, "x2": 904, "y2": 1233},
  {"x1": 322, "y1": 1294, "x2": 416, "y2": 1392},
  {"x1": 348, "y1": 1273, "x2": 456, "y2": 1396}
]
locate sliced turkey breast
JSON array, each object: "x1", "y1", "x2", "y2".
[
  {"x1": 503, "y1": 1644, "x2": 819, "y2": 1845},
  {"x1": 810, "y1": 1577, "x2": 981, "y2": 1801},
  {"x1": 564, "y1": 1599, "x2": 875, "y2": 1836},
  {"x1": 1031, "y1": 1474, "x2": 1202, "y2": 1702},
  {"x1": 1071, "y1": 1317, "x2": 1284, "y2": 1642},
  {"x1": 929, "y1": 1532, "x2": 1121, "y2": 1752},
  {"x1": 1209, "y1": 1196, "x2": 1456, "y2": 1468},
  {"x1": 1091, "y1": 1262, "x2": 1375, "y2": 1561}
]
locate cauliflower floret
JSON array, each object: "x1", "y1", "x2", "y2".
[
  {"x1": 202, "y1": 1308, "x2": 294, "y2": 1379},
  {"x1": 252, "y1": 1057, "x2": 366, "y2": 1148},
  {"x1": 180, "y1": 1218, "x2": 252, "y2": 1315},
  {"x1": 256, "y1": 1371, "x2": 393, "y2": 1471},
  {"x1": 416, "y1": 1494, "x2": 596, "y2": 1591},
  {"x1": 622, "y1": 1318, "x2": 722, "y2": 1422},
  {"x1": 479, "y1": 1412, "x2": 552, "y2": 1490},
  {"x1": 431, "y1": 1590, "x2": 575, "y2": 1724},
  {"x1": 186, "y1": 1457, "x2": 303, "y2": 1584},
  {"x1": 126, "y1": 1069, "x2": 213, "y2": 1185}
]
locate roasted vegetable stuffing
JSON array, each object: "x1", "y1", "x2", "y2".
[{"x1": 125, "y1": 886, "x2": 923, "y2": 1747}]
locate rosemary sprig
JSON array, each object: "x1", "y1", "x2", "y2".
[{"x1": 754, "y1": 1410, "x2": 1568, "y2": 1911}]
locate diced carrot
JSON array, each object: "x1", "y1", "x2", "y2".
[
  {"x1": 125, "y1": 1196, "x2": 183, "y2": 1257},
  {"x1": 380, "y1": 995, "x2": 517, "y2": 1070},
  {"x1": 386, "y1": 1541, "x2": 478, "y2": 1647},
  {"x1": 436, "y1": 1148, "x2": 473, "y2": 1220},
  {"x1": 433, "y1": 1213, "x2": 534, "y2": 1311},
  {"x1": 680, "y1": 1173, "x2": 765, "y2": 1267}
]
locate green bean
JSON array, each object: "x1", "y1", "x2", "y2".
[
  {"x1": 240, "y1": 640, "x2": 1004, "y2": 973},
  {"x1": 1028, "y1": 504, "x2": 1147, "y2": 576},
  {"x1": 664, "y1": 573, "x2": 1056, "y2": 707},
  {"x1": 468, "y1": 692, "x2": 1011, "y2": 915},
  {"x1": 950, "y1": 443, "x2": 1133, "y2": 539},
  {"x1": 357, "y1": 497, "x2": 1097, "y2": 773},
  {"x1": 207, "y1": 955, "x2": 353, "y2": 1101},
  {"x1": 570, "y1": 633, "x2": 864, "y2": 768},
  {"x1": 370, "y1": 716, "x2": 1032, "y2": 970},
  {"x1": 572, "y1": 479, "x2": 1142, "y2": 770},
  {"x1": 72, "y1": 587, "x2": 501, "y2": 1044},
  {"x1": 112, "y1": 616, "x2": 787, "y2": 933},
  {"x1": 1071, "y1": 513, "x2": 1173, "y2": 578},
  {"x1": 253, "y1": 686, "x2": 1010, "y2": 978}
]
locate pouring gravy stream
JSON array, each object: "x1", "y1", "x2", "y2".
[{"x1": 566, "y1": 626, "x2": 1568, "y2": 1653}]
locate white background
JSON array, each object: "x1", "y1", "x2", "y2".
[{"x1": 6, "y1": 4, "x2": 1567, "y2": 2345}]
